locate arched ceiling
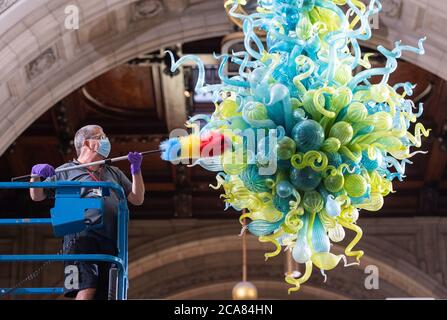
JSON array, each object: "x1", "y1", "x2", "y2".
[{"x1": 0, "y1": 0, "x2": 231, "y2": 155}]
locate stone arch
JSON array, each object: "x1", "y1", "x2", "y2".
[
  {"x1": 1, "y1": 0, "x2": 447, "y2": 154},
  {"x1": 0, "y1": 0, "x2": 231, "y2": 154}
]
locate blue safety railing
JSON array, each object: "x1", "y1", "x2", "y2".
[{"x1": 0, "y1": 181, "x2": 129, "y2": 300}]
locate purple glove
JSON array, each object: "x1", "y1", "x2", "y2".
[
  {"x1": 31, "y1": 164, "x2": 55, "y2": 179},
  {"x1": 128, "y1": 152, "x2": 142, "y2": 175}
]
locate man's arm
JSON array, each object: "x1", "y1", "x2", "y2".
[
  {"x1": 127, "y1": 171, "x2": 145, "y2": 206},
  {"x1": 29, "y1": 164, "x2": 55, "y2": 202},
  {"x1": 30, "y1": 177, "x2": 47, "y2": 201},
  {"x1": 126, "y1": 152, "x2": 145, "y2": 206}
]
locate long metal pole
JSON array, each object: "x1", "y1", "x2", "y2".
[{"x1": 11, "y1": 149, "x2": 161, "y2": 181}]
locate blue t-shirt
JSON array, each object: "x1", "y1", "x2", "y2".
[{"x1": 45, "y1": 161, "x2": 132, "y2": 244}]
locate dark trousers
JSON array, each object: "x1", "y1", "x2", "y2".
[{"x1": 63, "y1": 232, "x2": 117, "y2": 300}]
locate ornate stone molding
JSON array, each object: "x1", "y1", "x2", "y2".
[
  {"x1": 25, "y1": 48, "x2": 57, "y2": 80},
  {"x1": 132, "y1": 0, "x2": 164, "y2": 20}
]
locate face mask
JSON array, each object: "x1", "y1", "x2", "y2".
[{"x1": 96, "y1": 137, "x2": 111, "y2": 158}]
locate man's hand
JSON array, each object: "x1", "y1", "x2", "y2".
[
  {"x1": 127, "y1": 152, "x2": 145, "y2": 206},
  {"x1": 30, "y1": 164, "x2": 54, "y2": 202},
  {"x1": 31, "y1": 164, "x2": 55, "y2": 179},
  {"x1": 128, "y1": 152, "x2": 142, "y2": 175}
]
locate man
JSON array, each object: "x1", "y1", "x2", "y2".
[{"x1": 29, "y1": 125, "x2": 145, "y2": 300}]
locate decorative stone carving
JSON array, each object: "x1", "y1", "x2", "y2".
[
  {"x1": 132, "y1": 0, "x2": 164, "y2": 20},
  {"x1": 0, "y1": 0, "x2": 18, "y2": 15},
  {"x1": 26, "y1": 48, "x2": 57, "y2": 80}
]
